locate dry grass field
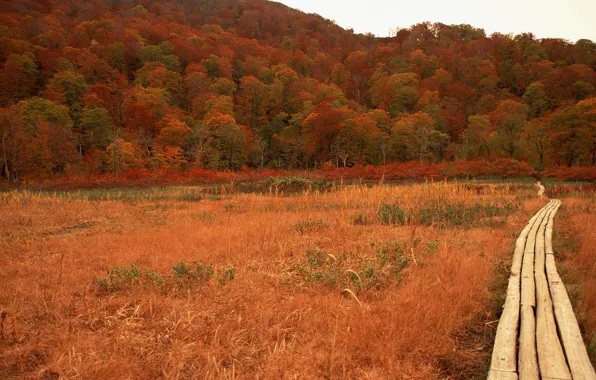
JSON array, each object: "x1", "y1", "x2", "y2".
[
  {"x1": 1, "y1": 180, "x2": 590, "y2": 379},
  {"x1": 548, "y1": 191, "x2": 596, "y2": 366}
]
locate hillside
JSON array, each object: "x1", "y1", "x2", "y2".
[{"x1": 1, "y1": 0, "x2": 595, "y2": 181}]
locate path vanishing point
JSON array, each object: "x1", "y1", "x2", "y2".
[{"x1": 488, "y1": 199, "x2": 596, "y2": 379}]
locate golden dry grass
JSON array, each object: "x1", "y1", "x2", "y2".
[
  {"x1": 0, "y1": 182, "x2": 545, "y2": 379},
  {"x1": 553, "y1": 195, "x2": 596, "y2": 365}
]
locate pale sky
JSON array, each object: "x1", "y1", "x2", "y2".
[{"x1": 277, "y1": 0, "x2": 596, "y2": 42}]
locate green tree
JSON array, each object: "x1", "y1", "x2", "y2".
[
  {"x1": 204, "y1": 113, "x2": 247, "y2": 170},
  {"x1": 549, "y1": 98, "x2": 596, "y2": 166},
  {"x1": 522, "y1": 82, "x2": 548, "y2": 119},
  {"x1": 488, "y1": 100, "x2": 528, "y2": 158},
  {"x1": 459, "y1": 115, "x2": 491, "y2": 160},
  {"x1": 46, "y1": 70, "x2": 89, "y2": 108},
  {"x1": 391, "y1": 112, "x2": 449, "y2": 163},
  {"x1": 15, "y1": 97, "x2": 79, "y2": 175},
  {"x1": 380, "y1": 73, "x2": 419, "y2": 116},
  {"x1": 521, "y1": 119, "x2": 549, "y2": 168},
  {"x1": 80, "y1": 107, "x2": 114, "y2": 152},
  {"x1": 0, "y1": 54, "x2": 39, "y2": 106}
]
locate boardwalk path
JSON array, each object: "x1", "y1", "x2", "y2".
[{"x1": 488, "y1": 200, "x2": 596, "y2": 380}]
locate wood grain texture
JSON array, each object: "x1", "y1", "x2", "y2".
[
  {"x1": 534, "y1": 202, "x2": 571, "y2": 380},
  {"x1": 545, "y1": 201, "x2": 596, "y2": 380}
]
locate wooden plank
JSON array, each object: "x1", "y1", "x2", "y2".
[
  {"x1": 534, "y1": 203, "x2": 571, "y2": 380},
  {"x1": 512, "y1": 209, "x2": 543, "y2": 276},
  {"x1": 519, "y1": 202, "x2": 554, "y2": 379},
  {"x1": 489, "y1": 202, "x2": 549, "y2": 374},
  {"x1": 490, "y1": 276, "x2": 522, "y2": 373},
  {"x1": 544, "y1": 200, "x2": 559, "y2": 254},
  {"x1": 518, "y1": 304, "x2": 539, "y2": 380},
  {"x1": 537, "y1": 181, "x2": 545, "y2": 197},
  {"x1": 545, "y1": 200, "x2": 596, "y2": 380},
  {"x1": 487, "y1": 369, "x2": 518, "y2": 380},
  {"x1": 521, "y1": 202, "x2": 551, "y2": 307}
]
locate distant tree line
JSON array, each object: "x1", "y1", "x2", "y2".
[{"x1": 1, "y1": 0, "x2": 595, "y2": 180}]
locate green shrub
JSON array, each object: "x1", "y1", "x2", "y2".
[
  {"x1": 377, "y1": 204, "x2": 407, "y2": 225},
  {"x1": 95, "y1": 260, "x2": 232, "y2": 294},
  {"x1": 374, "y1": 240, "x2": 409, "y2": 274},
  {"x1": 423, "y1": 239, "x2": 440, "y2": 255},
  {"x1": 352, "y1": 213, "x2": 371, "y2": 225},
  {"x1": 306, "y1": 248, "x2": 327, "y2": 268},
  {"x1": 295, "y1": 219, "x2": 326, "y2": 234},
  {"x1": 288, "y1": 243, "x2": 409, "y2": 291},
  {"x1": 95, "y1": 264, "x2": 140, "y2": 292}
]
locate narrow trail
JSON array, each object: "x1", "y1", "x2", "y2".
[{"x1": 488, "y1": 200, "x2": 596, "y2": 380}]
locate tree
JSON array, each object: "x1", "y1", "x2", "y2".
[
  {"x1": 123, "y1": 102, "x2": 160, "y2": 152},
  {"x1": 521, "y1": 119, "x2": 549, "y2": 168},
  {"x1": 80, "y1": 107, "x2": 114, "y2": 152},
  {"x1": 392, "y1": 112, "x2": 449, "y2": 163},
  {"x1": 152, "y1": 146, "x2": 187, "y2": 170},
  {"x1": 522, "y1": 82, "x2": 548, "y2": 118},
  {"x1": 344, "y1": 51, "x2": 370, "y2": 103},
  {"x1": 378, "y1": 73, "x2": 419, "y2": 116},
  {"x1": 549, "y1": 98, "x2": 596, "y2": 166},
  {"x1": 14, "y1": 98, "x2": 79, "y2": 176},
  {"x1": 460, "y1": 115, "x2": 491, "y2": 160},
  {"x1": 0, "y1": 54, "x2": 39, "y2": 106},
  {"x1": 204, "y1": 113, "x2": 247, "y2": 170},
  {"x1": 302, "y1": 102, "x2": 347, "y2": 163},
  {"x1": 0, "y1": 107, "x2": 27, "y2": 180},
  {"x1": 155, "y1": 118, "x2": 191, "y2": 148},
  {"x1": 333, "y1": 114, "x2": 382, "y2": 166},
  {"x1": 135, "y1": 62, "x2": 185, "y2": 107},
  {"x1": 237, "y1": 75, "x2": 268, "y2": 131},
  {"x1": 45, "y1": 70, "x2": 89, "y2": 107},
  {"x1": 106, "y1": 138, "x2": 141, "y2": 173},
  {"x1": 488, "y1": 100, "x2": 529, "y2": 158}
]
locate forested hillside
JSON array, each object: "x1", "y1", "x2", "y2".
[{"x1": 1, "y1": 0, "x2": 595, "y2": 181}]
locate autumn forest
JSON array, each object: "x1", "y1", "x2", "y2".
[{"x1": 1, "y1": 0, "x2": 596, "y2": 182}]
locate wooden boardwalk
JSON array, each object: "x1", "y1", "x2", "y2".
[{"x1": 488, "y1": 200, "x2": 596, "y2": 380}]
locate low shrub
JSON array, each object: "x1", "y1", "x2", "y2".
[
  {"x1": 295, "y1": 218, "x2": 327, "y2": 234},
  {"x1": 95, "y1": 260, "x2": 235, "y2": 294}
]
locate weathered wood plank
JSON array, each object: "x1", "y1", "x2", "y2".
[
  {"x1": 521, "y1": 201, "x2": 551, "y2": 307},
  {"x1": 545, "y1": 201, "x2": 596, "y2": 380},
  {"x1": 519, "y1": 202, "x2": 553, "y2": 379},
  {"x1": 544, "y1": 200, "x2": 557, "y2": 254},
  {"x1": 518, "y1": 304, "x2": 539, "y2": 380},
  {"x1": 490, "y1": 199, "x2": 596, "y2": 380},
  {"x1": 488, "y1": 202, "x2": 549, "y2": 374},
  {"x1": 487, "y1": 369, "x2": 518, "y2": 380},
  {"x1": 534, "y1": 202, "x2": 571, "y2": 380}
]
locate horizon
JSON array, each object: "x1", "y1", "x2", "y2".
[{"x1": 276, "y1": 0, "x2": 596, "y2": 42}]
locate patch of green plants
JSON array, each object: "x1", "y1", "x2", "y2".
[
  {"x1": 352, "y1": 213, "x2": 372, "y2": 225},
  {"x1": 293, "y1": 248, "x2": 344, "y2": 287},
  {"x1": 176, "y1": 190, "x2": 203, "y2": 202},
  {"x1": 230, "y1": 177, "x2": 332, "y2": 195},
  {"x1": 377, "y1": 204, "x2": 408, "y2": 225},
  {"x1": 376, "y1": 201, "x2": 517, "y2": 228},
  {"x1": 287, "y1": 242, "x2": 411, "y2": 291},
  {"x1": 172, "y1": 260, "x2": 214, "y2": 282},
  {"x1": 224, "y1": 203, "x2": 242, "y2": 211},
  {"x1": 294, "y1": 218, "x2": 327, "y2": 234},
  {"x1": 423, "y1": 239, "x2": 441, "y2": 255},
  {"x1": 95, "y1": 264, "x2": 141, "y2": 291},
  {"x1": 77, "y1": 187, "x2": 206, "y2": 202},
  {"x1": 372, "y1": 240, "x2": 409, "y2": 276},
  {"x1": 95, "y1": 260, "x2": 235, "y2": 294}
]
